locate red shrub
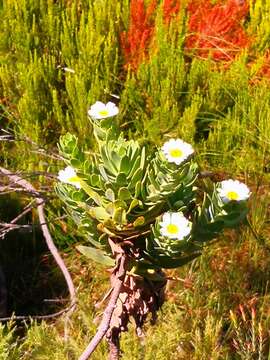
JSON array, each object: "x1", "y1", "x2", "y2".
[
  {"x1": 163, "y1": 0, "x2": 180, "y2": 24},
  {"x1": 121, "y1": 0, "x2": 250, "y2": 70},
  {"x1": 186, "y1": 0, "x2": 250, "y2": 61},
  {"x1": 121, "y1": 0, "x2": 157, "y2": 70}
]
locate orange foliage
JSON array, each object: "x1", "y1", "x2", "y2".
[
  {"x1": 186, "y1": 0, "x2": 250, "y2": 61},
  {"x1": 120, "y1": 0, "x2": 157, "y2": 70},
  {"x1": 163, "y1": 0, "x2": 180, "y2": 24},
  {"x1": 121, "y1": 0, "x2": 250, "y2": 69}
]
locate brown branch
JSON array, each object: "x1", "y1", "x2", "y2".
[
  {"x1": 78, "y1": 255, "x2": 127, "y2": 360},
  {"x1": 0, "y1": 202, "x2": 35, "y2": 238},
  {"x1": 108, "y1": 328, "x2": 120, "y2": 360},
  {"x1": 8, "y1": 201, "x2": 35, "y2": 224},
  {"x1": 0, "y1": 304, "x2": 75, "y2": 322},
  {"x1": 0, "y1": 167, "x2": 76, "y2": 318}
]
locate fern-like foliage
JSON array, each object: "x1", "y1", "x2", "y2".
[
  {"x1": 186, "y1": 0, "x2": 250, "y2": 61},
  {"x1": 121, "y1": 0, "x2": 157, "y2": 70}
]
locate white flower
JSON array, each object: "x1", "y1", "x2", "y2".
[
  {"x1": 161, "y1": 139, "x2": 194, "y2": 165},
  {"x1": 217, "y1": 179, "x2": 250, "y2": 203},
  {"x1": 88, "y1": 101, "x2": 119, "y2": 119},
  {"x1": 159, "y1": 212, "x2": 192, "y2": 240},
  {"x1": 58, "y1": 166, "x2": 81, "y2": 189}
]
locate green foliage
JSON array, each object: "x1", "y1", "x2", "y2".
[
  {"x1": 192, "y1": 182, "x2": 249, "y2": 242},
  {"x1": 0, "y1": 323, "x2": 19, "y2": 360},
  {"x1": 1, "y1": 0, "x2": 270, "y2": 174},
  {"x1": 249, "y1": 0, "x2": 270, "y2": 52},
  {"x1": 0, "y1": 0, "x2": 124, "y2": 150},
  {"x1": 1, "y1": 0, "x2": 270, "y2": 358},
  {"x1": 56, "y1": 112, "x2": 250, "y2": 275}
]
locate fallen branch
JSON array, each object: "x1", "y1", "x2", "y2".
[
  {"x1": 0, "y1": 201, "x2": 36, "y2": 239},
  {"x1": 79, "y1": 255, "x2": 127, "y2": 360},
  {"x1": 0, "y1": 167, "x2": 76, "y2": 319},
  {"x1": 0, "y1": 304, "x2": 76, "y2": 322}
]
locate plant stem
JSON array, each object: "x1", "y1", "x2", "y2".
[
  {"x1": 108, "y1": 328, "x2": 120, "y2": 360},
  {"x1": 0, "y1": 167, "x2": 77, "y2": 320},
  {"x1": 79, "y1": 255, "x2": 127, "y2": 360}
]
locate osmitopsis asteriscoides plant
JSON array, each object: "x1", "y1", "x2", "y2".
[{"x1": 55, "y1": 100, "x2": 250, "y2": 359}]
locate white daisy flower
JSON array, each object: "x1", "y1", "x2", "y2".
[
  {"x1": 58, "y1": 166, "x2": 81, "y2": 189},
  {"x1": 161, "y1": 139, "x2": 194, "y2": 165},
  {"x1": 217, "y1": 179, "x2": 250, "y2": 203},
  {"x1": 159, "y1": 212, "x2": 192, "y2": 240},
  {"x1": 88, "y1": 101, "x2": 119, "y2": 119}
]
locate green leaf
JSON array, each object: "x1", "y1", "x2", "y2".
[
  {"x1": 91, "y1": 174, "x2": 100, "y2": 187},
  {"x1": 148, "y1": 170, "x2": 159, "y2": 190},
  {"x1": 116, "y1": 172, "x2": 127, "y2": 186},
  {"x1": 111, "y1": 151, "x2": 121, "y2": 170},
  {"x1": 118, "y1": 187, "x2": 132, "y2": 201},
  {"x1": 118, "y1": 146, "x2": 126, "y2": 157},
  {"x1": 203, "y1": 220, "x2": 224, "y2": 233},
  {"x1": 101, "y1": 147, "x2": 117, "y2": 175},
  {"x1": 77, "y1": 245, "x2": 115, "y2": 267},
  {"x1": 70, "y1": 158, "x2": 81, "y2": 168},
  {"x1": 99, "y1": 165, "x2": 109, "y2": 181},
  {"x1": 133, "y1": 216, "x2": 145, "y2": 227},
  {"x1": 128, "y1": 168, "x2": 143, "y2": 189},
  {"x1": 105, "y1": 202, "x2": 114, "y2": 215},
  {"x1": 140, "y1": 147, "x2": 146, "y2": 170},
  {"x1": 114, "y1": 200, "x2": 128, "y2": 209},
  {"x1": 72, "y1": 191, "x2": 85, "y2": 201},
  {"x1": 79, "y1": 180, "x2": 103, "y2": 206},
  {"x1": 135, "y1": 181, "x2": 141, "y2": 198},
  {"x1": 127, "y1": 198, "x2": 140, "y2": 213},
  {"x1": 113, "y1": 207, "x2": 127, "y2": 225},
  {"x1": 220, "y1": 210, "x2": 248, "y2": 227},
  {"x1": 127, "y1": 155, "x2": 140, "y2": 179},
  {"x1": 89, "y1": 207, "x2": 111, "y2": 221},
  {"x1": 120, "y1": 156, "x2": 131, "y2": 174}
]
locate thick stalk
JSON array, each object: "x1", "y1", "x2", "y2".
[
  {"x1": 79, "y1": 255, "x2": 127, "y2": 360},
  {"x1": 108, "y1": 328, "x2": 120, "y2": 360}
]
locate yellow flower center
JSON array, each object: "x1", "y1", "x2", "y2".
[
  {"x1": 68, "y1": 176, "x2": 80, "y2": 184},
  {"x1": 98, "y1": 110, "x2": 109, "y2": 117},
  {"x1": 227, "y1": 191, "x2": 239, "y2": 200},
  {"x1": 169, "y1": 148, "x2": 183, "y2": 158},
  {"x1": 166, "y1": 224, "x2": 179, "y2": 235}
]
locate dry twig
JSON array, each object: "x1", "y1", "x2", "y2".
[
  {"x1": 0, "y1": 167, "x2": 76, "y2": 321},
  {"x1": 79, "y1": 254, "x2": 127, "y2": 360}
]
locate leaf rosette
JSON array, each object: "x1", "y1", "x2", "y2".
[{"x1": 55, "y1": 102, "x2": 250, "y2": 272}]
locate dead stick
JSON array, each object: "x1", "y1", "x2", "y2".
[
  {"x1": 79, "y1": 255, "x2": 127, "y2": 360},
  {"x1": 108, "y1": 328, "x2": 121, "y2": 360},
  {"x1": 0, "y1": 167, "x2": 76, "y2": 311}
]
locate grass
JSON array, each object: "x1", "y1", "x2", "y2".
[{"x1": 1, "y1": 0, "x2": 270, "y2": 358}]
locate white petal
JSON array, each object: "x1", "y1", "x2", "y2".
[
  {"x1": 162, "y1": 212, "x2": 171, "y2": 224},
  {"x1": 161, "y1": 141, "x2": 172, "y2": 153},
  {"x1": 159, "y1": 212, "x2": 191, "y2": 240},
  {"x1": 93, "y1": 101, "x2": 105, "y2": 108},
  {"x1": 218, "y1": 179, "x2": 250, "y2": 202},
  {"x1": 57, "y1": 166, "x2": 81, "y2": 189},
  {"x1": 170, "y1": 212, "x2": 183, "y2": 223},
  {"x1": 161, "y1": 138, "x2": 194, "y2": 165},
  {"x1": 106, "y1": 101, "x2": 116, "y2": 110},
  {"x1": 58, "y1": 166, "x2": 76, "y2": 182},
  {"x1": 88, "y1": 101, "x2": 119, "y2": 119},
  {"x1": 106, "y1": 102, "x2": 119, "y2": 116},
  {"x1": 90, "y1": 101, "x2": 105, "y2": 112},
  {"x1": 174, "y1": 139, "x2": 184, "y2": 147}
]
